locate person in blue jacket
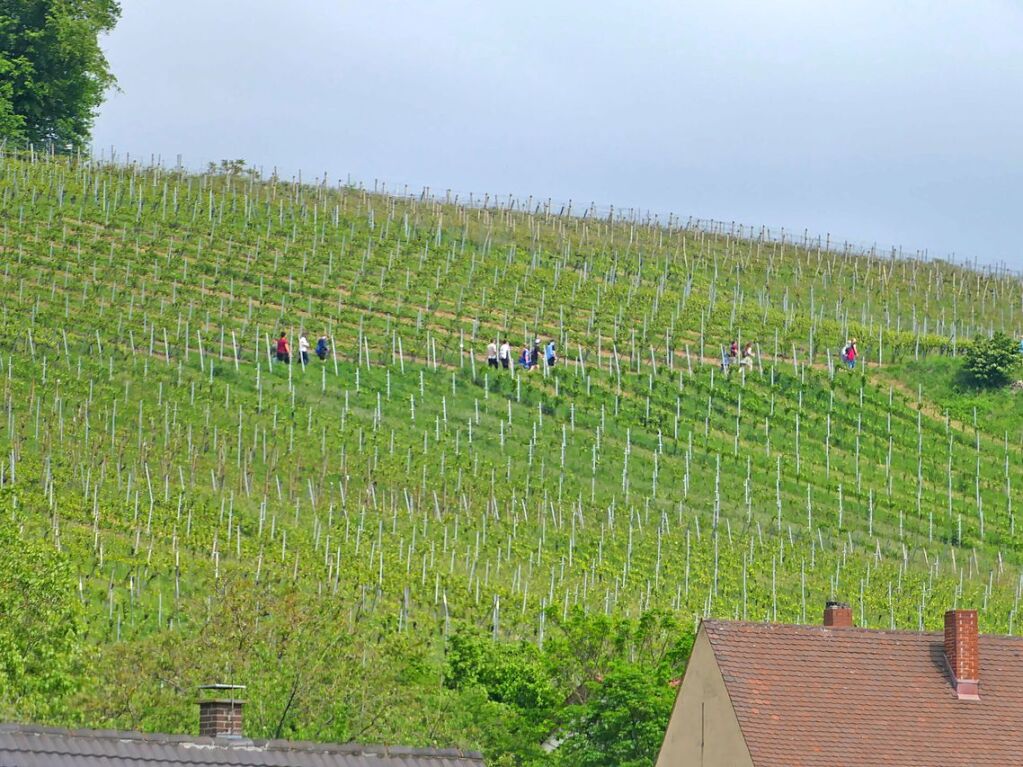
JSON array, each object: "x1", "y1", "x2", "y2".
[
  {"x1": 545, "y1": 339, "x2": 557, "y2": 367},
  {"x1": 519, "y1": 345, "x2": 532, "y2": 369}
]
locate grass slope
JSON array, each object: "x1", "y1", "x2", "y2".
[{"x1": 1, "y1": 150, "x2": 1023, "y2": 757}]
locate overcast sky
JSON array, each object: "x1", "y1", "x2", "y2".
[{"x1": 93, "y1": 1, "x2": 1023, "y2": 268}]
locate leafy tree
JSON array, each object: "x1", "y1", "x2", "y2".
[
  {"x1": 543, "y1": 609, "x2": 694, "y2": 701},
  {"x1": 443, "y1": 613, "x2": 694, "y2": 767},
  {"x1": 555, "y1": 663, "x2": 675, "y2": 767},
  {"x1": 444, "y1": 625, "x2": 559, "y2": 764},
  {"x1": 0, "y1": 492, "x2": 83, "y2": 720},
  {"x1": 0, "y1": 0, "x2": 121, "y2": 147},
  {"x1": 963, "y1": 332, "x2": 1020, "y2": 388},
  {"x1": 75, "y1": 576, "x2": 432, "y2": 743},
  {"x1": 445, "y1": 626, "x2": 559, "y2": 714}
]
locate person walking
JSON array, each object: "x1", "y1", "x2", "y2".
[
  {"x1": 316, "y1": 335, "x2": 329, "y2": 361},
  {"x1": 531, "y1": 338, "x2": 541, "y2": 369},
  {"x1": 276, "y1": 332, "x2": 290, "y2": 364},
  {"x1": 499, "y1": 339, "x2": 511, "y2": 369},
  {"x1": 545, "y1": 339, "x2": 557, "y2": 367},
  {"x1": 845, "y1": 338, "x2": 858, "y2": 369},
  {"x1": 519, "y1": 345, "x2": 532, "y2": 370},
  {"x1": 487, "y1": 341, "x2": 499, "y2": 369},
  {"x1": 741, "y1": 342, "x2": 755, "y2": 368},
  {"x1": 299, "y1": 333, "x2": 310, "y2": 366}
]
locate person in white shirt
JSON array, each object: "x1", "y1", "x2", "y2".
[
  {"x1": 298, "y1": 334, "x2": 310, "y2": 366},
  {"x1": 741, "y1": 342, "x2": 755, "y2": 368},
  {"x1": 487, "y1": 341, "x2": 499, "y2": 369},
  {"x1": 499, "y1": 340, "x2": 511, "y2": 369}
]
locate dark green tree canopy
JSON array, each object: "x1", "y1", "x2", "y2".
[{"x1": 0, "y1": 0, "x2": 120, "y2": 148}]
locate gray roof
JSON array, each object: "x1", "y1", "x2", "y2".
[{"x1": 0, "y1": 724, "x2": 485, "y2": 767}]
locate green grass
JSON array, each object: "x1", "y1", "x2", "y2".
[
  {"x1": 1, "y1": 150, "x2": 1023, "y2": 761},
  {"x1": 887, "y1": 356, "x2": 1023, "y2": 431}
]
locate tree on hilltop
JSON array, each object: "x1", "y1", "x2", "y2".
[{"x1": 0, "y1": 0, "x2": 121, "y2": 149}]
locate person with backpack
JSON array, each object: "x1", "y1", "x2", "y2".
[
  {"x1": 276, "y1": 332, "x2": 290, "y2": 364},
  {"x1": 298, "y1": 333, "x2": 310, "y2": 366},
  {"x1": 519, "y1": 345, "x2": 532, "y2": 370},
  {"x1": 545, "y1": 339, "x2": 557, "y2": 367},
  {"x1": 845, "y1": 338, "x2": 858, "y2": 369},
  {"x1": 531, "y1": 338, "x2": 541, "y2": 369},
  {"x1": 499, "y1": 339, "x2": 511, "y2": 369},
  {"x1": 487, "y1": 341, "x2": 499, "y2": 369},
  {"x1": 316, "y1": 335, "x2": 329, "y2": 361}
]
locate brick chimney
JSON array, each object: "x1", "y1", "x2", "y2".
[
  {"x1": 198, "y1": 684, "x2": 246, "y2": 738},
  {"x1": 944, "y1": 610, "x2": 980, "y2": 700},
  {"x1": 823, "y1": 600, "x2": 853, "y2": 628}
]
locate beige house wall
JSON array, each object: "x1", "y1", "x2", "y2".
[{"x1": 655, "y1": 627, "x2": 754, "y2": 767}]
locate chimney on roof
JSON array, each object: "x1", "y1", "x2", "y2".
[
  {"x1": 944, "y1": 610, "x2": 980, "y2": 700},
  {"x1": 198, "y1": 684, "x2": 246, "y2": 738},
  {"x1": 823, "y1": 600, "x2": 853, "y2": 628}
]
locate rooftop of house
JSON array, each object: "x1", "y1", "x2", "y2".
[
  {"x1": 703, "y1": 608, "x2": 1023, "y2": 767},
  {"x1": 0, "y1": 723, "x2": 485, "y2": 767}
]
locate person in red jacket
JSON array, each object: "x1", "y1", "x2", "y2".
[
  {"x1": 276, "y1": 332, "x2": 290, "y2": 364},
  {"x1": 842, "y1": 338, "x2": 857, "y2": 369}
]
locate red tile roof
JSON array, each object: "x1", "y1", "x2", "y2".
[{"x1": 703, "y1": 620, "x2": 1023, "y2": 767}]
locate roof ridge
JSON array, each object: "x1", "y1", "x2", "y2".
[
  {"x1": 703, "y1": 618, "x2": 942, "y2": 634},
  {"x1": 700, "y1": 618, "x2": 1023, "y2": 640},
  {"x1": 0, "y1": 723, "x2": 483, "y2": 760}
]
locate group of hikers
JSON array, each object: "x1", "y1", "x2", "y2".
[
  {"x1": 722, "y1": 337, "x2": 859, "y2": 372},
  {"x1": 274, "y1": 329, "x2": 858, "y2": 374},
  {"x1": 485, "y1": 338, "x2": 557, "y2": 371},
  {"x1": 273, "y1": 331, "x2": 557, "y2": 371},
  {"x1": 721, "y1": 341, "x2": 757, "y2": 372},
  {"x1": 275, "y1": 332, "x2": 329, "y2": 366}
]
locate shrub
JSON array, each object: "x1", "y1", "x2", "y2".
[{"x1": 963, "y1": 332, "x2": 1021, "y2": 388}]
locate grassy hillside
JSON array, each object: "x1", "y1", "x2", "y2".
[{"x1": 2, "y1": 149, "x2": 1023, "y2": 761}]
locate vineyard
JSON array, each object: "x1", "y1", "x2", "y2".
[{"x1": 2, "y1": 149, "x2": 1023, "y2": 761}]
